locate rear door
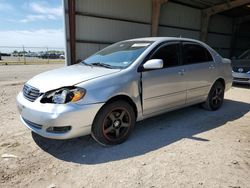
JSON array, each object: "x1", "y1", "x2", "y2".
[
  {"x1": 141, "y1": 42, "x2": 187, "y2": 116},
  {"x1": 181, "y1": 42, "x2": 217, "y2": 104}
]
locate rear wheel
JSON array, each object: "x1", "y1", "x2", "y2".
[
  {"x1": 202, "y1": 81, "x2": 225, "y2": 111},
  {"x1": 91, "y1": 100, "x2": 135, "y2": 145}
]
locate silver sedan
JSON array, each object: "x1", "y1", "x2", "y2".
[{"x1": 17, "y1": 37, "x2": 232, "y2": 145}]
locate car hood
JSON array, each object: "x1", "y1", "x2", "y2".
[
  {"x1": 231, "y1": 59, "x2": 250, "y2": 68},
  {"x1": 27, "y1": 64, "x2": 121, "y2": 92}
]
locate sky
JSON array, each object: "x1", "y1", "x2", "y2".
[{"x1": 0, "y1": 0, "x2": 64, "y2": 49}]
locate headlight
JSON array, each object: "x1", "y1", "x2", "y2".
[{"x1": 41, "y1": 87, "x2": 86, "y2": 104}]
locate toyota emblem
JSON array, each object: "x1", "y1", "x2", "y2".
[{"x1": 238, "y1": 68, "x2": 243, "y2": 73}]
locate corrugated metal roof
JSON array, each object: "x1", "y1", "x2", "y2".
[
  {"x1": 170, "y1": 0, "x2": 230, "y2": 9},
  {"x1": 222, "y1": 5, "x2": 250, "y2": 17},
  {"x1": 170, "y1": 0, "x2": 250, "y2": 17}
]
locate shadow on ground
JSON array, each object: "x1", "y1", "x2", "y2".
[
  {"x1": 233, "y1": 83, "x2": 250, "y2": 89},
  {"x1": 32, "y1": 99, "x2": 250, "y2": 164}
]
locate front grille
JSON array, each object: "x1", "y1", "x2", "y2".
[
  {"x1": 23, "y1": 84, "x2": 40, "y2": 102},
  {"x1": 233, "y1": 77, "x2": 249, "y2": 81},
  {"x1": 232, "y1": 67, "x2": 250, "y2": 73},
  {"x1": 23, "y1": 118, "x2": 43, "y2": 129}
]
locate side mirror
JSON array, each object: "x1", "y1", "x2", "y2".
[{"x1": 143, "y1": 59, "x2": 163, "y2": 70}]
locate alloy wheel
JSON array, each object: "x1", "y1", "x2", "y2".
[
  {"x1": 102, "y1": 108, "x2": 131, "y2": 141},
  {"x1": 211, "y1": 87, "x2": 223, "y2": 107}
]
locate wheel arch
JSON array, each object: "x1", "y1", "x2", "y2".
[
  {"x1": 104, "y1": 95, "x2": 138, "y2": 119},
  {"x1": 214, "y1": 77, "x2": 225, "y2": 89}
]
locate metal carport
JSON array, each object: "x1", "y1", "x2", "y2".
[{"x1": 63, "y1": 0, "x2": 250, "y2": 65}]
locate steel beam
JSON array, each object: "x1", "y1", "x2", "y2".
[
  {"x1": 151, "y1": 0, "x2": 168, "y2": 37},
  {"x1": 200, "y1": 12, "x2": 210, "y2": 42},
  {"x1": 230, "y1": 18, "x2": 240, "y2": 57},
  {"x1": 200, "y1": 0, "x2": 250, "y2": 42},
  {"x1": 237, "y1": 14, "x2": 250, "y2": 24},
  {"x1": 203, "y1": 0, "x2": 250, "y2": 16},
  {"x1": 68, "y1": 0, "x2": 76, "y2": 65}
]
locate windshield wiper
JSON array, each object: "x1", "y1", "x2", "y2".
[
  {"x1": 81, "y1": 60, "x2": 92, "y2": 67},
  {"x1": 91, "y1": 62, "x2": 114, "y2": 69}
]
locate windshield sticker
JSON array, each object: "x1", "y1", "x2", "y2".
[
  {"x1": 122, "y1": 61, "x2": 130, "y2": 65},
  {"x1": 131, "y1": 43, "x2": 150, "y2": 47}
]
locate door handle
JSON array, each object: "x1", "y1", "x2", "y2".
[
  {"x1": 178, "y1": 69, "x2": 185, "y2": 75},
  {"x1": 209, "y1": 65, "x2": 215, "y2": 69}
]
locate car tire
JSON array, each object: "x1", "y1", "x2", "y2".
[
  {"x1": 202, "y1": 81, "x2": 225, "y2": 111},
  {"x1": 91, "y1": 100, "x2": 135, "y2": 145}
]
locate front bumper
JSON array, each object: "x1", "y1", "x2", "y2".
[
  {"x1": 16, "y1": 92, "x2": 104, "y2": 139},
  {"x1": 232, "y1": 72, "x2": 250, "y2": 84}
]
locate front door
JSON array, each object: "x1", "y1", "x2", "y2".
[{"x1": 141, "y1": 42, "x2": 187, "y2": 116}]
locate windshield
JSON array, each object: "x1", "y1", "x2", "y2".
[
  {"x1": 82, "y1": 41, "x2": 153, "y2": 69},
  {"x1": 239, "y1": 49, "x2": 250, "y2": 60}
]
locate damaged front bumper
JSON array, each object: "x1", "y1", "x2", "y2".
[{"x1": 16, "y1": 92, "x2": 104, "y2": 139}]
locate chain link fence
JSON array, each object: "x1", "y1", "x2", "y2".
[{"x1": 0, "y1": 46, "x2": 65, "y2": 65}]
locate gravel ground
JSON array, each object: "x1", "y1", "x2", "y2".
[{"x1": 0, "y1": 64, "x2": 250, "y2": 188}]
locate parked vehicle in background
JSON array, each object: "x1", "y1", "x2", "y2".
[
  {"x1": 39, "y1": 53, "x2": 61, "y2": 59},
  {"x1": 16, "y1": 37, "x2": 232, "y2": 145},
  {"x1": 59, "y1": 54, "x2": 65, "y2": 59},
  {"x1": 25, "y1": 52, "x2": 38, "y2": 57},
  {"x1": 232, "y1": 49, "x2": 250, "y2": 84}
]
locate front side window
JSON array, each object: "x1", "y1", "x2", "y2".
[
  {"x1": 183, "y1": 43, "x2": 213, "y2": 65},
  {"x1": 150, "y1": 44, "x2": 180, "y2": 68},
  {"x1": 83, "y1": 41, "x2": 153, "y2": 69}
]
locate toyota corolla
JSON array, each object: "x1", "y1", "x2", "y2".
[{"x1": 17, "y1": 37, "x2": 232, "y2": 145}]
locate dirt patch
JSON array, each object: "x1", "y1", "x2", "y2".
[{"x1": 0, "y1": 64, "x2": 250, "y2": 188}]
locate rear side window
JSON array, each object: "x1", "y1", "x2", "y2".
[
  {"x1": 183, "y1": 43, "x2": 213, "y2": 65},
  {"x1": 151, "y1": 44, "x2": 180, "y2": 68}
]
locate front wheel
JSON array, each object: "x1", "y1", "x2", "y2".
[
  {"x1": 91, "y1": 100, "x2": 135, "y2": 145},
  {"x1": 202, "y1": 81, "x2": 225, "y2": 111}
]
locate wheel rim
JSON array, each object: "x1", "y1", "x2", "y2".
[
  {"x1": 211, "y1": 87, "x2": 223, "y2": 107},
  {"x1": 102, "y1": 107, "x2": 131, "y2": 141}
]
